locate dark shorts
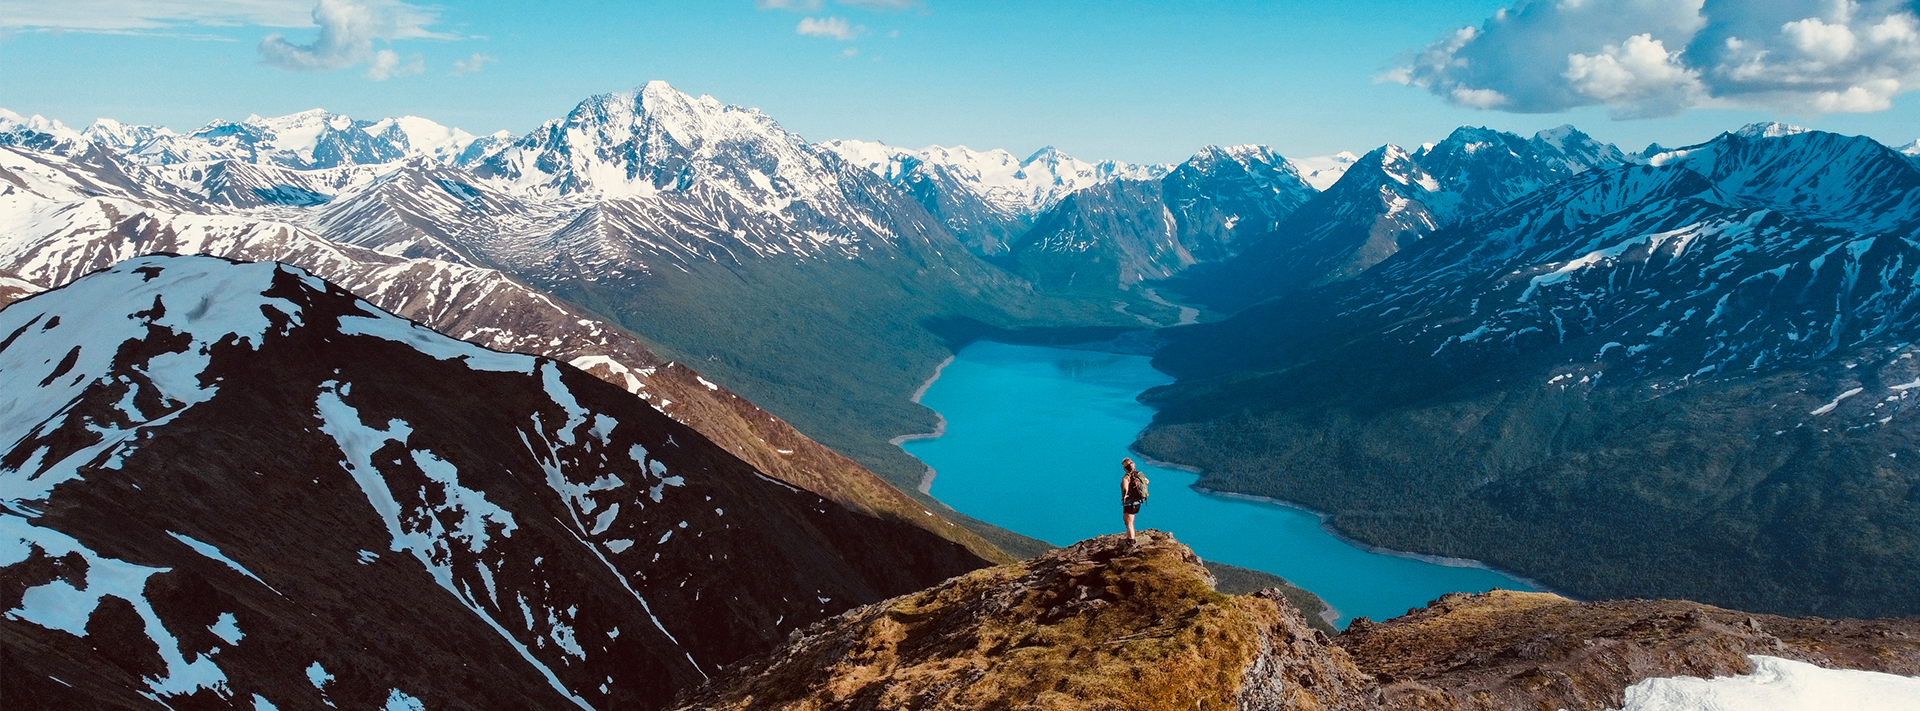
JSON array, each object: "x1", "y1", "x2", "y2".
[{"x1": 1123, "y1": 499, "x2": 1142, "y2": 515}]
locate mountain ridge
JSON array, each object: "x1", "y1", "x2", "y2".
[{"x1": 0, "y1": 253, "x2": 989, "y2": 709}]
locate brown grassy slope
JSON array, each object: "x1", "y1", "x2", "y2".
[
  {"x1": 577, "y1": 358, "x2": 1011, "y2": 564},
  {"x1": 676, "y1": 531, "x2": 1373, "y2": 711},
  {"x1": 1338, "y1": 590, "x2": 1920, "y2": 711}
]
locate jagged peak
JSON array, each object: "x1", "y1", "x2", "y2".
[
  {"x1": 1429, "y1": 126, "x2": 1529, "y2": 157},
  {"x1": 1344, "y1": 143, "x2": 1440, "y2": 193}
]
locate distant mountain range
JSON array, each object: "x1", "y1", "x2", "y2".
[
  {"x1": 1141, "y1": 122, "x2": 1920, "y2": 618},
  {"x1": 6, "y1": 82, "x2": 1920, "y2": 621}
]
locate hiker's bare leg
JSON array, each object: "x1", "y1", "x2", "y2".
[{"x1": 1124, "y1": 512, "x2": 1136, "y2": 540}]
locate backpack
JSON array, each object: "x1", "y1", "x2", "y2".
[{"x1": 1126, "y1": 473, "x2": 1148, "y2": 501}]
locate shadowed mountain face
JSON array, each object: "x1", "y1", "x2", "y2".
[
  {"x1": 1004, "y1": 145, "x2": 1318, "y2": 296},
  {"x1": 1172, "y1": 126, "x2": 1627, "y2": 311},
  {"x1": 1141, "y1": 128, "x2": 1920, "y2": 618},
  {"x1": 0, "y1": 255, "x2": 985, "y2": 710}
]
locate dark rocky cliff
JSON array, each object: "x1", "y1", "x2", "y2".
[{"x1": 0, "y1": 255, "x2": 987, "y2": 709}]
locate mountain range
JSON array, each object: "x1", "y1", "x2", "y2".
[
  {"x1": 6, "y1": 82, "x2": 1920, "y2": 625},
  {"x1": 1141, "y1": 123, "x2": 1920, "y2": 617}
]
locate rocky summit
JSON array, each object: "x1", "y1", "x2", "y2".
[{"x1": 675, "y1": 532, "x2": 1920, "y2": 711}]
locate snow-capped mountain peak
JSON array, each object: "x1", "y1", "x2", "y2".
[
  {"x1": 1532, "y1": 124, "x2": 1580, "y2": 151},
  {"x1": 0, "y1": 110, "x2": 79, "y2": 137},
  {"x1": 0, "y1": 109, "x2": 89, "y2": 155},
  {"x1": 79, "y1": 117, "x2": 177, "y2": 151},
  {"x1": 31, "y1": 109, "x2": 500, "y2": 170},
  {"x1": 1367, "y1": 143, "x2": 1441, "y2": 193},
  {"x1": 1529, "y1": 124, "x2": 1626, "y2": 173},
  {"x1": 1734, "y1": 121, "x2": 1813, "y2": 139},
  {"x1": 365, "y1": 115, "x2": 509, "y2": 164},
  {"x1": 476, "y1": 80, "x2": 830, "y2": 201}
]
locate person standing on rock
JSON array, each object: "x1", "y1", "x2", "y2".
[{"x1": 1121, "y1": 457, "x2": 1150, "y2": 541}]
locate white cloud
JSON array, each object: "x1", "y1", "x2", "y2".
[
  {"x1": 257, "y1": 0, "x2": 448, "y2": 74},
  {"x1": 450, "y1": 51, "x2": 494, "y2": 76},
  {"x1": 1393, "y1": 0, "x2": 1920, "y2": 117},
  {"x1": 0, "y1": 0, "x2": 314, "y2": 32},
  {"x1": 1563, "y1": 33, "x2": 1708, "y2": 117},
  {"x1": 797, "y1": 16, "x2": 861, "y2": 41},
  {"x1": 365, "y1": 48, "x2": 421, "y2": 80}
]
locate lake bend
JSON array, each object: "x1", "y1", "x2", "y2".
[{"x1": 900, "y1": 340, "x2": 1537, "y2": 627}]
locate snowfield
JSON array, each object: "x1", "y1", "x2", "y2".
[{"x1": 1615, "y1": 655, "x2": 1920, "y2": 711}]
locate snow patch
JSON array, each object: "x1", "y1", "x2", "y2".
[
  {"x1": 209, "y1": 612, "x2": 243, "y2": 645},
  {"x1": 0, "y1": 515, "x2": 229, "y2": 698},
  {"x1": 1810, "y1": 387, "x2": 1864, "y2": 416},
  {"x1": 1615, "y1": 655, "x2": 1920, "y2": 711}
]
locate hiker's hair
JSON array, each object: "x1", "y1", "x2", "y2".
[{"x1": 1121, "y1": 457, "x2": 1136, "y2": 473}]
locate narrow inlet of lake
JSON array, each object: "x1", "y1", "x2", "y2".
[{"x1": 900, "y1": 340, "x2": 1535, "y2": 627}]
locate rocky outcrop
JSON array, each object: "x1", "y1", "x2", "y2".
[
  {"x1": 675, "y1": 531, "x2": 1375, "y2": 711},
  {"x1": 1338, "y1": 590, "x2": 1920, "y2": 711},
  {"x1": 677, "y1": 533, "x2": 1920, "y2": 711}
]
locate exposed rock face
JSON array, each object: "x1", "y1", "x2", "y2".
[
  {"x1": 1338, "y1": 590, "x2": 1920, "y2": 711},
  {"x1": 0, "y1": 255, "x2": 987, "y2": 709},
  {"x1": 676, "y1": 531, "x2": 1375, "y2": 711}
]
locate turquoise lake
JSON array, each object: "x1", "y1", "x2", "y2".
[{"x1": 901, "y1": 340, "x2": 1535, "y2": 626}]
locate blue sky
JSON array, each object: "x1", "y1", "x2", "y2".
[{"x1": 3, "y1": 0, "x2": 1917, "y2": 163}]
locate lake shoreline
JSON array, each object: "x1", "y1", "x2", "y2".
[
  {"x1": 891, "y1": 354, "x2": 956, "y2": 494},
  {"x1": 1189, "y1": 485, "x2": 1565, "y2": 601},
  {"x1": 1126, "y1": 450, "x2": 1566, "y2": 602},
  {"x1": 903, "y1": 340, "x2": 1537, "y2": 625}
]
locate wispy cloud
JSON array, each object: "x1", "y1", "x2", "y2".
[
  {"x1": 257, "y1": 0, "x2": 449, "y2": 77},
  {"x1": 755, "y1": 0, "x2": 823, "y2": 9},
  {"x1": 0, "y1": 0, "x2": 314, "y2": 33},
  {"x1": 1389, "y1": 0, "x2": 1920, "y2": 118},
  {"x1": 451, "y1": 51, "x2": 495, "y2": 76},
  {"x1": 797, "y1": 16, "x2": 861, "y2": 41}
]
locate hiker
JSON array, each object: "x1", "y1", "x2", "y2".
[{"x1": 1121, "y1": 457, "x2": 1149, "y2": 541}]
